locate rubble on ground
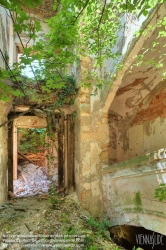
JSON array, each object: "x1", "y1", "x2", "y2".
[
  {"x1": 14, "y1": 162, "x2": 58, "y2": 197},
  {"x1": 0, "y1": 194, "x2": 121, "y2": 250}
]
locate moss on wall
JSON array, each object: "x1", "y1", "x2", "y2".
[
  {"x1": 134, "y1": 192, "x2": 142, "y2": 207},
  {"x1": 124, "y1": 207, "x2": 166, "y2": 218}
]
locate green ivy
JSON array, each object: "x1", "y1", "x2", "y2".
[
  {"x1": 154, "y1": 184, "x2": 166, "y2": 202},
  {"x1": 0, "y1": 0, "x2": 166, "y2": 105}
]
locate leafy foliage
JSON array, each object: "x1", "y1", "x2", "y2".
[
  {"x1": 18, "y1": 128, "x2": 46, "y2": 154},
  {"x1": 120, "y1": 0, "x2": 163, "y2": 17},
  {"x1": 47, "y1": 175, "x2": 59, "y2": 206},
  {"x1": 83, "y1": 217, "x2": 112, "y2": 249},
  {"x1": 154, "y1": 183, "x2": 166, "y2": 202},
  {"x1": 0, "y1": 0, "x2": 166, "y2": 104},
  {"x1": 87, "y1": 216, "x2": 111, "y2": 237}
]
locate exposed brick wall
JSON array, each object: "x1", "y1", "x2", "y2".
[
  {"x1": 23, "y1": 0, "x2": 56, "y2": 19},
  {"x1": 116, "y1": 78, "x2": 148, "y2": 96},
  {"x1": 108, "y1": 86, "x2": 166, "y2": 164},
  {"x1": 130, "y1": 89, "x2": 166, "y2": 126}
]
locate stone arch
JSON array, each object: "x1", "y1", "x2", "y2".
[{"x1": 101, "y1": 5, "x2": 166, "y2": 234}]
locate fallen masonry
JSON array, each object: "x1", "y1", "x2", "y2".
[{"x1": 14, "y1": 162, "x2": 58, "y2": 197}]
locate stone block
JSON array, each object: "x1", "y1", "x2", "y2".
[
  {"x1": 80, "y1": 190, "x2": 91, "y2": 201},
  {"x1": 89, "y1": 199, "x2": 102, "y2": 218},
  {"x1": 81, "y1": 151, "x2": 91, "y2": 177},
  {"x1": 81, "y1": 125, "x2": 109, "y2": 142},
  {"x1": 83, "y1": 183, "x2": 90, "y2": 190},
  {"x1": 102, "y1": 117, "x2": 108, "y2": 124},
  {"x1": 99, "y1": 150, "x2": 108, "y2": 163},
  {"x1": 80, "y1": 104, "x2": 91, "y2": 114},
  {"x1": 80, "y1": 115, "x2": 92, "y2": 126},
  {"x1": 91, "y1": 180, "x2": 101, "y2": 197}
]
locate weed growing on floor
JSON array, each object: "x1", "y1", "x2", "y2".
[
  {"x1": 47, "y1": 175, "x2": 59, "y2": 206},
  {"x1": 61, "y1": 213, "x2": 67, "y2": 223},
  {"x1": 5, "y1": 224, "x2": 13, "y2": 232},
  {"x1": 83, "y1": 235, "x2": 97, "y2": 249},
  {"x1": 83, "y1": 217, "x2": 112, "y2": 249},
  {"x1": 87, "y1": 217, "x2": 111, "y2": 238}
]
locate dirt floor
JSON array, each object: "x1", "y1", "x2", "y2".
[{"x1": 0, "y1": 192, "x2": 123, "y2": 250}]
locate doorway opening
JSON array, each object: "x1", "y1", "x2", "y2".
[
  {"x1": 13, "y1": 127, "x2": 58, "y2": 197},
  {"x1": 8, "y1": 112, "x2": 75, "y2": 198}
]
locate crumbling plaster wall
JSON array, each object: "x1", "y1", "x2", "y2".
[
  {"x1": 22, "y1": 0, "x2": 56, "y2": 19},
  {"x1": 74, "y1": 17, "x2": 145, "y2": 216},
  {"x1": 0, "y1": 6, "x2": 10, "y2": 68},
  {"x1": 108, "y1": 82, "x2": 166, "y2": 163},
  {"x1": 102, "y1": 149, "x2": 166, "y2": 235},
  {"x1": 0, "y1": 7, "x2": 12, "y2": 203},
  {"x1": 74, "y1": 56, "x2": 107, "y2": 217},
  {"x1": 75, "y1": 4, "x2": 166, "y2": 218},
  {"x1": 0, "y1": 101, "x2": 12, "y2": 203},
  {"x1": 99, "y1": 5, "x2": 166, "y2": 233}
]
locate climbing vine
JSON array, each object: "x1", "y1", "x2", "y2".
[{"x1": 0, "y1": 0, "x2": 165, "y2": 105}]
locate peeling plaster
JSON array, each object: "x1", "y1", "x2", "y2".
[
  {"x1": 82, "y1": 151, "x2": 91, "y2": 177},
  {"x1": 0, "y1": 13, "x2": 7, "y2": 68},
  {"x1": 102, "y1": 150, "x2": 166, "y2": 234}
]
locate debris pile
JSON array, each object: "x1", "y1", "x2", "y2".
[
  {"x1": 14, "y1": 162, "x2": 58, "y2": 197},
  {"x1": 18, "y1": 151, "x2": 46, "y2": 167}
]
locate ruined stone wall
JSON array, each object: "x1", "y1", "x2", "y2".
[
  {"x1": 22, "y1": 0, "x2": 56, "y2": 19},
  {"x1": 0, "y1": 7, "x2": 12, "y2": 203},
  {"x1": 128, "y1": 87, "x2": 166, "y2": 157},
  {"x1": 100, "y1": 4, "x2": 166, "y2": 233},
  {"x1": 0, "y1": 6, "x2": 10, "y2": 68},
  {"x1": 108, "y1": 83, "x2": 166, "y2": 163},
  {"x1": 102, "y1": 148, "x2": 166, "y2": 235},
  {"x1": 75, "y1": 57, "x2": 109, "y2": 217},
  {"x1": 75, "y1": 4, "x2": 166, "y2": 218},
  {"x1": 0, "y1": 101, "x2": 11, "y2": 203}
]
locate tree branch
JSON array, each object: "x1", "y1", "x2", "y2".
[
  {"x1": 0, "y1": 104, "x2": 40, "y2": 128},
  {"x1": 97, "y1": 0, "x2": 107, "y2": 31},
  {"x1": 73, "y1": 0, "x2": 90, "y2": 24},
  {"x1": 26, "y1": 11, "x2": 36, "y2": 47},
  {"x1": 96, "y1": 0, "x2": 107, "y2": 58},
  {"x1": 10, "y1": 11, "x2": 41, "y2": 92},
  {"x1": 0, "y1": 49, "x2": 26, "y2": 96}
]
